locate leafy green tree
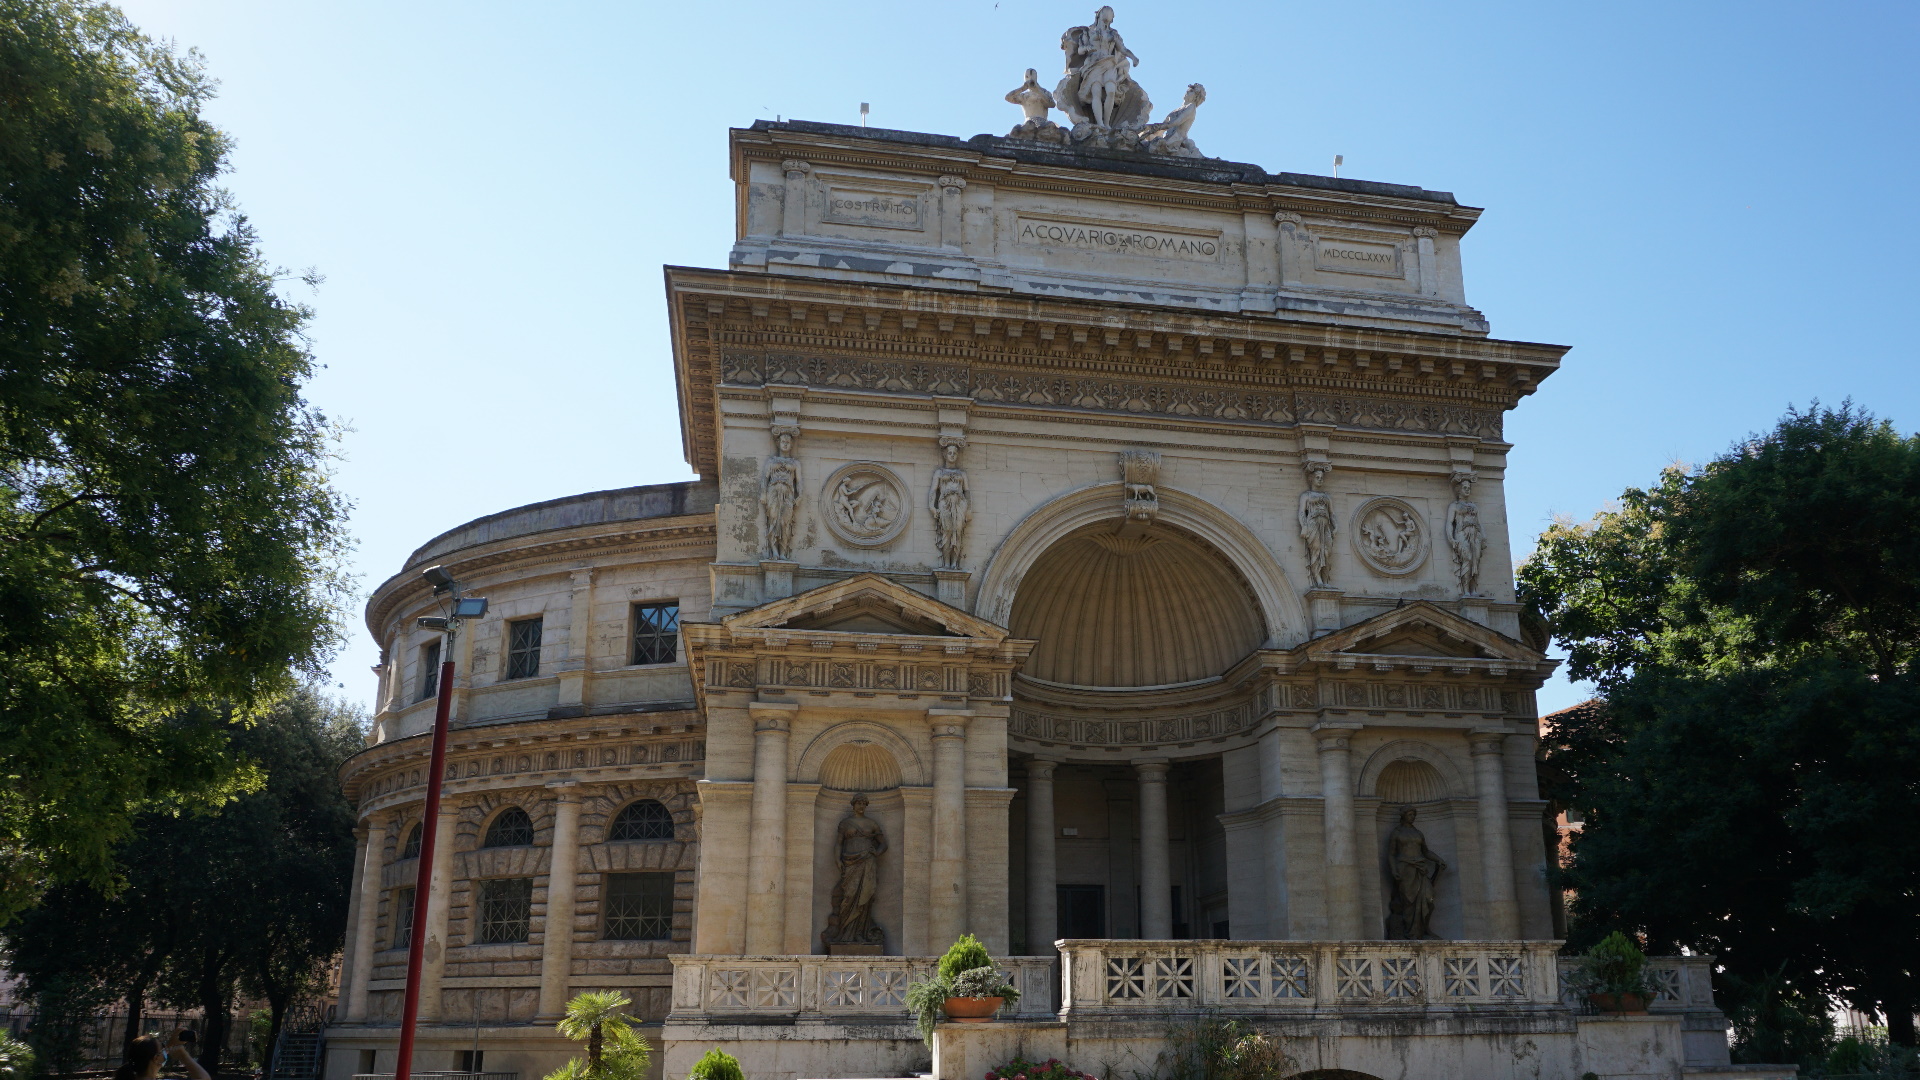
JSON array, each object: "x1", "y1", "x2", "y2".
[
  {"x1": 0, "y1": 0, "x2": 350, "y2": 919},
  {"x1": 1522, "y1": 404, "x2": 1920, "y2": 1049},
  {"x1": 545, "y1": 992, "x2": 651, "y2": 1080},
  {"x1": 2, "y1": 689, "x2": 362, "y2": 1072}
]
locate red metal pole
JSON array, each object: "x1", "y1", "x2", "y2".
[{"x1": 396, "y1": 651, "x2": 456, "y2": 1080}]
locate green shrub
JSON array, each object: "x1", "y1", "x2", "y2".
[
  {"x1": 0, "y1": 1032, "x2": 37, "y2": 1080},
  {"x1": 687, "y1": 1048, "x2": 744, "y2": 1080},
  {"x1": 938, "y1": 934, "x2": 993, "y2": 980},
  {"x1": 1577, "y1": 931, "x2": 1651, "y2": 996}
]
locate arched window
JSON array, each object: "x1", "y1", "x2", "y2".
[
  {"x1": 608, "y1": 800, "x2": 674, "y2": 841},
  {"x1": 483, "y1": 807, "x2": 534, "y2": 848},
  {"x1": 401, "y1": 823, "x2": 423, "y2": 860}
]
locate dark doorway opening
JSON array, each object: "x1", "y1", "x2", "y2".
[{"x1": 1058, "y1": 884, "x2": 1106, "y2": 939}]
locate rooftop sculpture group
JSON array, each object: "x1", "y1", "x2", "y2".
[{"x1": 1004, "y1": 6, "x2": 1211, "y2": 159}]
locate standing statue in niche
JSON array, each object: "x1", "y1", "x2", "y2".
[
  {"x1": 1298, "y1": 462, "x2": 1335, "y2": 588},
  {"x1": 821, "y1": 794, "x2": 888, "y2": 953},
  {"x1": 1446, "y1": 476, "x2": 1487, "y2": 596},
  {"x1": 1385, "y1": 806, "x2": 1447, "y2": 940},
  {"x1": 1056, "y1": 7, "x2": 1153, "y2": 137},
  {"x1": 930, "y1": 441, "x2": 971, "y2": 569},
  {"x1": 761, "y1": 431, "x2": 799, "y2": 561}
]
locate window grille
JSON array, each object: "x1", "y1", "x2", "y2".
[
  {"x1": 392, "y1": 887, "x2": 415, "y2": 949},
  {"x1": 631, "y1": 602, "x2": 680, "y2": 665},
  {"x1": 506, "y1": 617, "x2": 543, "y2": 679},
  {"x1": 608, "y1": 800, "x2": 675, "y2": 841},
  {"x1": 418, "y1": 640, "x2": 441, "y2": 701},
  {"x1": 602, "y1": 872, "x2": 674, "y2": 940},
  {"x1": 401, "y1": 823, "x2": 422, "y2": 860},
  {"x1": 483, "y1": 807, "x2": 533, "y2": 848},
  {"x1": 476, "y1": 878, "x2": 532, "y2": 944}
]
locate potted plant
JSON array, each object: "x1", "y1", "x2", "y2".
[
  {"x1": 905, "y1": 934, "x2": 1023, "y2": 1042},
  {"x1": 1576, "y1": 932, "x2": 1654, "y2": 1014}
]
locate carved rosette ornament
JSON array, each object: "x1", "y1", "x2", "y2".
[
  {"x1": 822, "y1": 462, "x2": 910, "y2": 548},
  {"x1": 1120, "y1": 449, "x2": 1161, "y2": 522},
  {"x1": 1350, "y1": 496, "x2": 1429, "y2": 576}
]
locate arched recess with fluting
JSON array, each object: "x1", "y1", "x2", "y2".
[
  {"x1": 1357, "y1": 739, "x2": 1469, "y2": 801},
  {"x1": 795, "y1": 720, "x2": 926, "y2": 788},
  {"x1": 1008, "y1": 521, "x2": 1267, "y2": 687},
  {"x1": 974, "y1": 481, "x2": 1309, "y2": 648}
]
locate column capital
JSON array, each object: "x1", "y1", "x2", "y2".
[
  {"x1": 1132, "y1": 759, "x2": 1170, "y2": 781},
  {"x1": 929, "y1": 709, "x2": 972, "y2": 739},
  {"x1": 545, "y1": 779, "x2": 581, "y2": 797},
  {"x1": 568, "y1": 566, "x2": 595, "y2": 589},
  {"x1": 1468, "y1": 729, "x2": 1511, "y2": 755},
  {"x1": 1311, "y1": 721, "x2": 1363, "y2": 751},
  {"x1": 353, "y1": 823, "x2": 372, "y2": 841},
  {"x1": 1026, "y1": 757, "x2": 1061, "y2": 781}
]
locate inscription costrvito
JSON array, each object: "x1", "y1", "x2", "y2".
[
  {"x1": 1015, "y1": 215, "x2": 1222, "y2": 262},
  {"x1": 824, "y1": 189, "x2": 923, "y2": 231}
]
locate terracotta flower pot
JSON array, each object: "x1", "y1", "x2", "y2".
[
  {"x1": 1587, "y1": 991, "x2": 1650, "y2": 1015},
  {"x1": 943, "y1": 996, "x2": 1003, "y2": 1023}
]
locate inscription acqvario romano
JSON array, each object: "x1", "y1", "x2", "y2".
[{"x1": 1015, "y1": 216, "x2": 1222, "y2": 262}]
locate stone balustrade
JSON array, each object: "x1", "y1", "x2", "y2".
[
  {"x1": 667, "y1": 955, "x2": 1058, "y2": 1021},
  {"x1": 1555, "y1": 953, "x2": 1718, "y2": 1012},
  {"x1": 1058, "y1": 939, "x2": 1567, "y2": 1015}
]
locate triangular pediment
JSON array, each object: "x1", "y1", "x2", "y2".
[
  {"x1": 1301, "y1": 601, "x2": 1545, "y2": 665},
  {"x1": 721, "y1": 573, "x2": 1009, "y2": 642}
]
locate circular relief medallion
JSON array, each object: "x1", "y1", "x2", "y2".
[
  {"x1": 821, "y1": 462, "x2": 910, "y2": 548},
  {"x1": 1349, "y1": 496, "x2": 1429, "y2": 576}
]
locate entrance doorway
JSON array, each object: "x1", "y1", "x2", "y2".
[{"x1": 1058, "y1": 884, "x2": 1106, "y2": 939}]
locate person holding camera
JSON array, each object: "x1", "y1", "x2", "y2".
[{"x1": 115, "y1": 1030, "x2": 211, "y2": 1080}]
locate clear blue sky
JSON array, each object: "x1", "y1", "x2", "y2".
[{"x1": 114, "y1": 0, "x2": 1920, "y2": 717}]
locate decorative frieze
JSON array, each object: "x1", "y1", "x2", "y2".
[
  {"x1": 717, "y1": 348, "x2": 1504, "y2": 438},
  {"x1": 705, "y1": 656, "x2": 1004, "y2": 698}
]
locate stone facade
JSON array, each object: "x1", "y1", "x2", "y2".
[{"x1": 327, "y1": 19, "x2": 1787, "y2": 1079}]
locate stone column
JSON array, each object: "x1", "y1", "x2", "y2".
[
  {"x1": 1412, "y1": 226, "x2": 1440, "y2": 297},
  {"x1": 1470, "y1": 730, "x2": 1521, "y2": 938},
  {"x1": 343, "y1": 817, "x2": 387, "y2": 1021},
  {"x1": 555, "y1": 569, "x2": 594, "y2": 709},
  {"x1": 1135, "y1": 761, "x2": 1172, "y2": 939},
  {"x1": 745, "y1": 702, "x2": 795, "y2": 954},
  {"x1": 417, "y1": 803, "x2": 458, "y2": 1022},
  {"x1": 780, "y1": 160, "x2": 810, "y2": 237},
  {"x1": 937, "y1": 175, "x2": 967, "y2": 250},
  {"x1": 537, "y1": 783, "x2": 580, "y2": 1020},
  {"x1": 1025, "y1": 759, "x2": 1060, "y2": 950},
  {"x1": 1313, "y1": 723, "x2": 1364, "y2": 940},
  {"x1": 1257, "y1": 728, "x2": 1290, "y2": 939},
  {"x1": 928, "y1": 712, "x2": 970, "y2": 949}
]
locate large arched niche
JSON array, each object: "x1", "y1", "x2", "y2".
[
  {"x1": 1008, "y1": 521, "x2": 1267, "y2": 687},
  {"x1": 976, "y1": 482, "x2": 1308, "y2": 649}
]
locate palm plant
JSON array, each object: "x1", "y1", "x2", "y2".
[{"x1": 544, "y1": 991, "x2": 650, "y2": 1080}]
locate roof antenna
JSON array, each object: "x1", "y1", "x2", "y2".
[
  {"x1": 860, "y1": 102, "x2": 870, "y2": 127},
  {"x1": 1333, "y1": 154, "x2": 1343, "y2": 178}
]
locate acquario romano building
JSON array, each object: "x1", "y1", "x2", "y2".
[{"x1": 326, "y1": 13, "x2": 1786, "y2": 1080}]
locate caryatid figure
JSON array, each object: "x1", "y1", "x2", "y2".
[
  {"x1": 1298, "y1": 462, "x2": 1335, "y2": 588},
  {"x1": 929, "y1": 441, "x2": 970, "y2": 570},
  {"x1": 761, "y1": 431, "x2": 799, "y2": 561},
  {"x1": 1446, "y1": 476, "x2": 1486, "y2": 596}
]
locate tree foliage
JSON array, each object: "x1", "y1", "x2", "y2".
[
  {"x1": 0, "y1": 0, "x2": 350, "y2": 918},
  {"x1": 2, "y1": 689, "x2": 362, "y2": 1072},
  {"x1": 545, "y1": 992, "x2": 650, "y2": 1080},
  {"x1": 1521, "y1": 403, "x2": 1920, "y2": 1050}
]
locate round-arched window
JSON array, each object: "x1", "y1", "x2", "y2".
[
  {"x1": 483, "y1": 807, "x2": 534, "y2": 848},
  {"x1": 608, "y1": 800, "x2": 674, "y2": 841},
  {"x1": 401, "y1": 823, "x2": 423, "y2": 860}
]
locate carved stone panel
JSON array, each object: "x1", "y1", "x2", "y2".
[
  {"x1": 1350, "y1": 497, "x2": 1429, "y2": 576},
  {"x1": 821, "y1": 463, "x2": 910, "y2": 548}
]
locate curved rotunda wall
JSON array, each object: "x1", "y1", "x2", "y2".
[{"x1": 1008, "y1": 522, "x2": 1267, "y2": 687}]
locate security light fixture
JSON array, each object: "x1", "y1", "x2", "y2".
[
  {"x1": 422, "y1": 565, "x2": 456, "y2": 592},
  {"x1": 417, "y1": 616, "x2": 449, "y2": 631},
  {"x1": 453, "y1": 596, "x2": 489, "y2": 619}
]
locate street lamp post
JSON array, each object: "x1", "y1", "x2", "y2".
[{"x1": 395, "y1": 566, "x2": 487, "y2": 1080}]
